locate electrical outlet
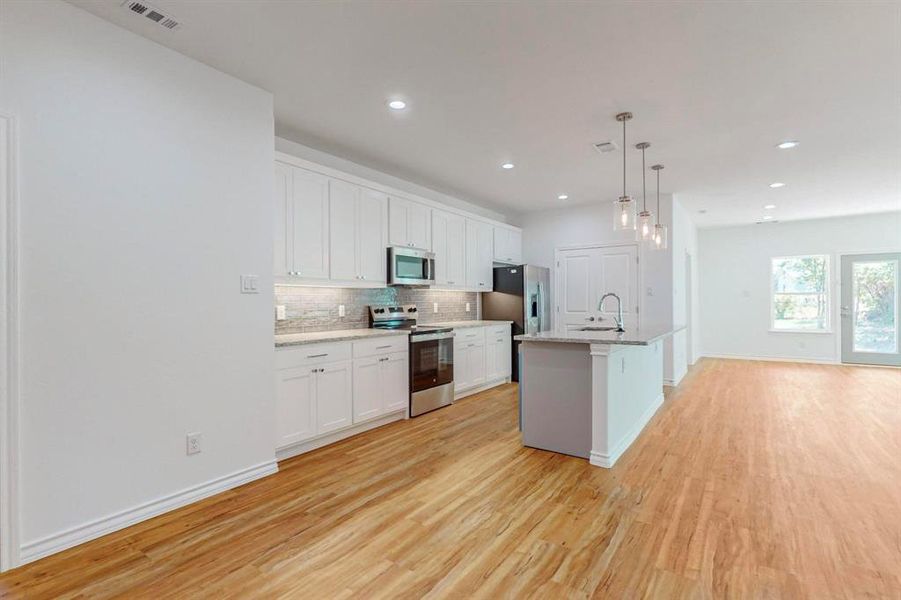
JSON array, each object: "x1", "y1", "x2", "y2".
[
  {"x1": 186, "y1": 432, "x2": 202, "y2": 455},
  {"x1": 275, "y1": 305, "x2": 287, "y2": 320},
  {"x1": 465, "y1": 302, "x2": 471, "y2": 312},
  {"x1": 433, "y1": 302, "x2": 439, "y2": 313},
  {"x1": 338, "y1": 304, "x2": 346, "y2": 318}
]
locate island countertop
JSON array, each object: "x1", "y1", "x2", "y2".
[{"x1": 515, "y1": 324, "x2": 680, "y2": 346}]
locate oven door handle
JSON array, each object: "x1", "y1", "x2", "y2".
[{"x1": 410, "y1": 331, "x2": 455, "y2": 343}]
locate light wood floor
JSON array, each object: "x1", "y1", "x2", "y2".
[{"x1": 2, "y1": 358, "x2": 900, "y2": 599}]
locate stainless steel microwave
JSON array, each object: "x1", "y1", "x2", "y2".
[{"x1": 388, "y1": 246, "x2": 436, "y2": 286}]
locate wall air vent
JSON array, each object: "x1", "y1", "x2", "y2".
[
  {"x1": 593, "y1": 141, "x2": 619, "y2": 154},
  {"x1": 122, "y1": 0, "x2": 180, "y2": 30}
]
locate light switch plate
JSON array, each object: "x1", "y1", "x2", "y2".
[{"x1": 240, "y1": 275, "x2": 259, "y2": 294}]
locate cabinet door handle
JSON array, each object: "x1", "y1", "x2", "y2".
[
  {"x1": 448, "y1": 281, "x2": 455, "y2": 285},
  {"x1": 376, "y1": 345, "x2": 392, "y2": 349},
  {"x1": 307, "y1": 353, "x2": 328, "y2": 358}
]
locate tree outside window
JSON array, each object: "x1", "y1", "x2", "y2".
[{"x1": 772, "y1": 255, "x2": 830, "y2": 331}]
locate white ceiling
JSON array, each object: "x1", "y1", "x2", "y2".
[{"x1": 69, "y1": 0, "x2": 901, "y2": 227}]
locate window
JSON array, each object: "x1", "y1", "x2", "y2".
[{"x1": 771, "y1": 255, "x2": 830, "y2": 332}]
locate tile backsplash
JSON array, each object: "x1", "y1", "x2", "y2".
[{"x1": 275, "y1": 286, "x2": 481, "y2": 334}]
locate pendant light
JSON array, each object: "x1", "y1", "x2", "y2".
[
  {"x1": 650, "y1": 164, "x2": 668, "y2": 250},
  {"x1": 612, "y1": 112, "x2": 636, "y2": 231},
  {"x1": 635, "y1": 142, "x2": 653, "y2": 242}
]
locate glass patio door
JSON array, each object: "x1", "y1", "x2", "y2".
[{"x1": 840, "y1": 253, "x2": 901, "y2": 366}]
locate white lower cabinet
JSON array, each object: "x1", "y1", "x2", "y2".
[
  {"x1": 315, "y1": 361, "x2": 353, "y2": 434},
  {"x1": 352, "y1": 351, "x2": 408, "y2": 424},
  {"x1": 276, "y1": 340, "x2": 409, "y2": 453},
  {"x1": 276, "y1": 366, "x2": 316, "y2": 448},
  {"x1": 486, "y1": 333, "x2": 512, "y2": 381},
  {"x1": 454, "y1": 326, "x2": 512, "y2": 396}
]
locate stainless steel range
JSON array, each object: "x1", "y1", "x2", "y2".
[{"x1": 369, "y1": 304, "x2": 454, "y2": 417}]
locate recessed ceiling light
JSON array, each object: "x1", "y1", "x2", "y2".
[
  {"x1": 558, "y1": 194, "x2": 568, "y2": 200},
  {"x1": 764, "y1": 204, "x2": 776, "y2": 209},
  {"x1": 769, "y1": 182, "x2": 785, "y2": 188},
  {"x1": 777, "y1": 141, "x2": 799, "y2": 149},
  {"x1": 388, "y1": 99, "x2": 407, "y2": 110},
  {"x1": 762, "y1": 215, "x2": 774, "y2": 220},
  {"x1": 501, "y1": 163, "x2": 514, "y2": 170},
  {"x1": 698, "y1": 209, "x2": 708, "y2": 214}
]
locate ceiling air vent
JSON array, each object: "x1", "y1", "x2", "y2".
[
  {"x1": 122, "y1": 0, "x2": 180, "y2": 30},
  {"x1": 593, "y1": 141, "x2": 619, "y2": 155}
]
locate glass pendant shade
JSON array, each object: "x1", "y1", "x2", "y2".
[
  {"x1": 653, "y1": 224, "x2": 668, "y2": 250},
  {"x1": 637, "y1": 210, "x2": 654, "y2": 241},
  {"x1": 613, "y1": 196, "x2": 636, "y2": 230}
]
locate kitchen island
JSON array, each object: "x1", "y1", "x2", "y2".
[{"x1": 514, "y1": 325, "x2": 676, "y2": 468}]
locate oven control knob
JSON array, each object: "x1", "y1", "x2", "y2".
[
  {"x1": 408, "y1": 307, "x2": 417, "y2": 312},
  {"x1": 375, "y1": 308, "x2": 384, "y2": 314}
]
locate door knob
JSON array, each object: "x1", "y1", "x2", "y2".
[{"x1": 586, "y1": 316, "x2": 595, "y2": 322}]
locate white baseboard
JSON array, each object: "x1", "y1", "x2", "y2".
[
  {"x1": 454, "y1": 377, "x2": 510, "y2": 400},
  {"x1": 590, "y1": 392, "x2": 664, "y2": 469},
  {"x1": 276, "y1": 410, "x2": 405, "y2": 462},
  {"x1": 19, "y1": 459, "x2": 278, "y2": 565},
  {"x1": 701, "y1": 353, "x2": 838, "y2": 365}
]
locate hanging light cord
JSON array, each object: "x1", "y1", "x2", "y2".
[
  {"x1": 622, "y1": 118, "x2": 627, "y2": 198},
  {"x1": 655, "y1": 167, "x2": 660, "y2": 225},
  {"x1": 641, "y1": 146, "x2": 647, "y2": 211}
]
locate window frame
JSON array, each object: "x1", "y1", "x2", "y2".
[{"x1": 769, "y1": 254, "x2": 833, "y2": 334}]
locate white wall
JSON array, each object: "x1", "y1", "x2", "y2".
[
  {"x1": 698, "y1": 211, "x2": 901, "y2": 362},
  {"x1": 520, "y1": 195, "x2": 675, "y2": 330},
  {"x1": 665, "y1": 197, "x2": 699, "y2": 385},
  {"x1": 1, "y1": 0, "x2": 276, "y2": 563},
  {"x1": 276, "y1": 137, "x2": 511, "y2": 224}
]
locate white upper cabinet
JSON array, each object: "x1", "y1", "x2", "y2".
[
  {"x1": 274, "y1": 162, "x2": 292, "y2": 278},
  {"x1": 291, "y1": 168, "x2": 330, "y2": 280},
  {"x1": 358, "y1": 189, "x2": 388, "y2": 283},
  {"x1": 466, "y1": 219, "x2": 494, "y2": 291},
  {"x1": 328, "y1": 179, "x2": 359, "y2": 282},
  {"x1": 328, "y1": 182, "x2": 388, "y2": 285},
  {"x1": 432, "y1": 210, "x2": 466, "y2": 288},
  {"x1": 493, "y1": 226, "x2": 523, "y2": 264},
  {"x1": 389, "y1": 197, "x2": 431, "y2": 250}
]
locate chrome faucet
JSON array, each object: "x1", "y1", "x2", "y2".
[{"x1": 598, "y1": 293, "x2": 625, "y2": 332}]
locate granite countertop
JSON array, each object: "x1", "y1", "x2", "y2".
[
  {"x1": 275, "y1": 328, "x2": 409, "y2": 348},
  {"x1": 515, "y1": 324, "x2": 681, "y2": 346},
  {"x1": 429, "y1": 320, "x2": 513, "y2": 329}
]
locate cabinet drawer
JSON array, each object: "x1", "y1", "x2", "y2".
[
  {"x1": 487, "y1": 324, "x2": 511, "y2": 337},
  {"x1": 353, "y1": 336, "x2": 408, "y2": 358},
  {"x1": 457, "y1": 327, "x2": 485, "y2": 342},
  {"x1": 276, "y1": 342, "x2": 351, "y2": 369}
]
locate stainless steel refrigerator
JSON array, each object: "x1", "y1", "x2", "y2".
[{"x1": 481, "y1": 265, "x2": 551, "y2": 382}]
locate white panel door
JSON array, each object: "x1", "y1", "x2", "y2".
[
  {"x1": 352, "y1": 356, "x2": 383, "y2": 423},
  {"x1": 557, "y1": 244, "x2": 638, "y2": 331},
  {"x1": 291, "y1": 168, "x2": 330, "y2": 279},
  {"x1": 382, "y1": 353, "x2": 409, "y2": 412},
  {"x1": 388, "y1": 197, "x2": 409, "y2": 247},
  {"x1": 316, "y1": 361, "x2": 353, "y2": 434},
  {"x1": 466, "y1": 219, "x2": 494, "y2": 291},
  {"x1": 558, "y1": 249, "x2": 596, "y2": 331},
  {"x1": 407, "y1": 201, "x2": 431, "y2": 250},
  {"x1": 358, "y1": 189, "x2": 388, "y2": 283},
  {"x1": 276, "y1": 366, "x2": 316, "y2": 448},
  {"x1": 469, "y1": 342, "x2": 486, "y2": 387},
  {"x1": 433, "y1": 210, "x2": 466, "y2": 287},
  {"x1": 274, "y1": 162, "x2": 292, "y2": 278},
  {"x1": 328, "y1": 179, "x2": 359, "y2": 282},
  {"x1": 597, "y1": 245, "x2": 639, "y2": 325},
  {"x1": 454, "y1": 342, "x2": 471, "y2": 390}
]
